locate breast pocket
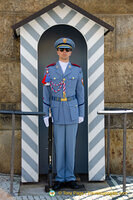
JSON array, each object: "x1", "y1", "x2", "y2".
[
  {"x1": 68, "y1": 76, "x2": 77, "y2": 82},
  {"x1": 50, "y1": 76, "x2": 61, "y2": 84},
  {"x1": 68, "y1": 100, "x2": 78, "y2": 120},
  {"x1": 66, "y1": 76, "x2": 78, "y2": 91}
]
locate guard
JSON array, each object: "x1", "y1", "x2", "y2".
[{"x1": 42, "y1": 37, "x2": 85, "y2": 190}]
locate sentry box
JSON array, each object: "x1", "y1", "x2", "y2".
[{"x1": 12, "y1": 0, "x2": 114, "y2": 183}]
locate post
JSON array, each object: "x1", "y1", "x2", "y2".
[
  {"x1": 106, "y1": 114, "x2": 111, "y2": 180},
  {"x1": 10, "y1": 113, "x2": 15, "y2": 195},
  {"x1": 123, "y1": 113, "x2": 127, "y2": 193}
]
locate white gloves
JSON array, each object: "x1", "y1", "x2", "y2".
[
  {"x1": 78, "y1": 116, "x2": 84, "y2": 124},
  {"x1": 43, "y1": 116, "x2": 84, "y2": 127},
  {"x1": 43, "y1": 116, "x2": 49, "y2": 127}
]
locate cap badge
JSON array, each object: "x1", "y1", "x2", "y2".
[{"x1": 63, "y1": 38, "x2": 67, "y2": 43}]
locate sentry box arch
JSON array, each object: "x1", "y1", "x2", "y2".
[{"x1": 12, "y1": 0, "x2": 114, "y2": 183}]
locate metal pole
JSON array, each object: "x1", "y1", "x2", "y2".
[
  {"x1": 10, "y1": 113, "x2": 15, "y2": 195},
  {"x1": 48, "y1": 117, "x2": 53, "y2": 188},
  {"x1": 106, "y1": 114, "x2": 111, "y2": 180},
  {"x1": 123, "y1": 113, "x2": 127, "y2": 193},
  {"x1": 45, "y1": 117, "x2": 53, "y2": 192}
]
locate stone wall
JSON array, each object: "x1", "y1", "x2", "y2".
[{"x1": 0, "y1": 0, "x2": 133, "y2": 175}]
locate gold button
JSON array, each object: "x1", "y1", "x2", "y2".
[
  {"x1": 63, "y1": 78, "x2": 66, "y2": 81},
  {"x1": 69, "y1": 65, "x2": 71, "y2": 68},
  {"x1": 56, "y1": 65, "x2": 59, "y2": 69},
  {"x1": 72, "y1": 77, "x2": 75, "y2": 79},
  {"x1": 53, "y1": 77, "x2": 56, "y2": 80}
]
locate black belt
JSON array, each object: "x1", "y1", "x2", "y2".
[{"x1": 52, "y1": 95, "x2": 76, "y2": 102}]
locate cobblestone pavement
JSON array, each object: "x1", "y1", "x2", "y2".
[{"x1": 0, "y1": 173, "x2": 133, "y2": 200}]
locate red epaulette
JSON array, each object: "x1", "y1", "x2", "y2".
[
  {"x1": 46, "y1": 63, "x2": 56, "y2": 68},
  {"x1": 71, "y1": 63, "x2": 80, "y2": 67}
]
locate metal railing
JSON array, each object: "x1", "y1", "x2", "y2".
[
  {"x1": 1, "y1": 109, "x2": 132, "y2": 194},
  {"x1": 0, "y1": 110, "x2": 46, "y2": 195},
  {"x1": 98, "y1": 109, "x2": 133, "y2": 193}
]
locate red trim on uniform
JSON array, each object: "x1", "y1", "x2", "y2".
[
  {"x1": 71, "y1": 63, "x2": 80, "y2": 67},
  {"x1": 46, "y1": 63, "x2": 56, "y2": 68},
  {"x1": 42, "y1": 74, "x2": 47, "y2": 84}
]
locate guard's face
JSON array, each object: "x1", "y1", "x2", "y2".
[{"x1": 57, "y1": 48, "x2": 72, "y2": 62}]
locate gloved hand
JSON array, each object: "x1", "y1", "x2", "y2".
[
  {"x1": 43, "y1": 116, "x2": 54, "y2": 127},
  {"x1": 78, "y1": 116, "x2": 84, "y2": 124},
  {"x1": 43, "y1": 116, "x2": 49, "y2": 127}
]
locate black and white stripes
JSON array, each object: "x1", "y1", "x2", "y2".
[{"x1": 20, "y1": 3, "x2": 105, "y2": 182}]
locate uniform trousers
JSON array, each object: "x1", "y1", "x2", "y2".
[{"x1": 54, "y1": 123, "x2": 78, "y2": 182}]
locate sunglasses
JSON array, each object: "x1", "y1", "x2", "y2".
[{"x1": 58, "y1": 48, "x2": 72, "y2": 52}]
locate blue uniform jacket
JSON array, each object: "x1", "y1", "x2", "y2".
[{"x1": 42, "y1": 61, "x2": 84, "y2": 124}]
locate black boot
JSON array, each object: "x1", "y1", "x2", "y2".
[
  {"x1": 52, "y1": 181, "x2": 64, "y2": 190},
  {"x1": 66, "y1": 181, "x2": 83, "y2": 189}
]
